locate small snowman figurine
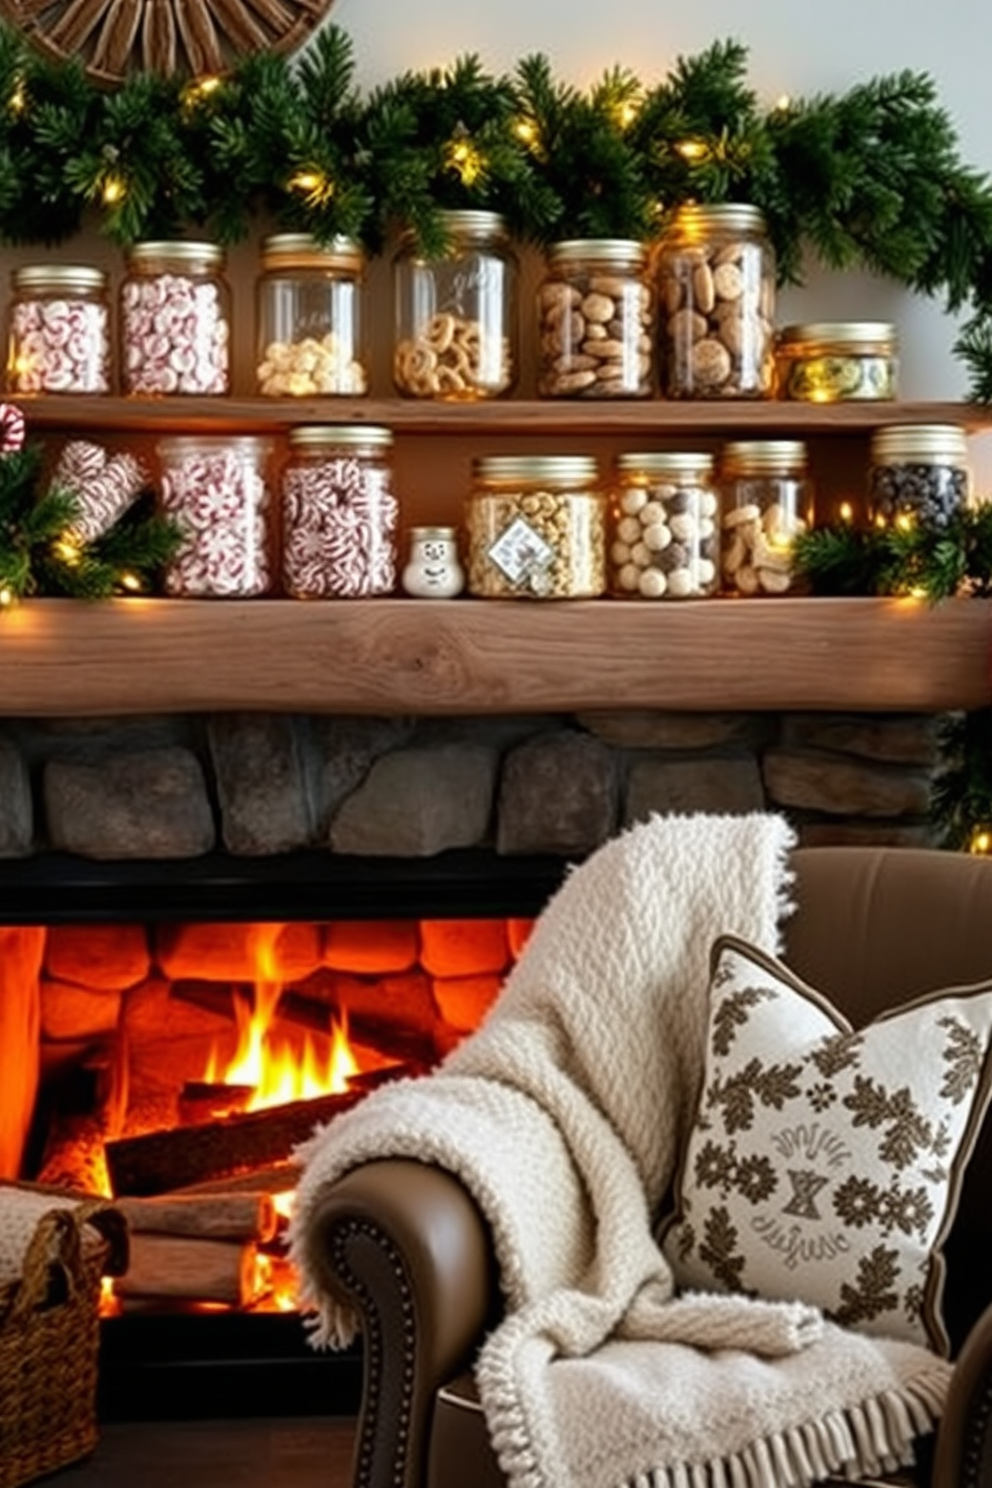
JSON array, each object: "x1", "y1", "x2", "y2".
[{"x1": 401, "y1": 525, "x2": 465, "y2": 598}]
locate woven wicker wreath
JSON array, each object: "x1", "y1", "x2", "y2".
[{"x1": 0, "y1": 0, "x2": 336, "y2": 86}]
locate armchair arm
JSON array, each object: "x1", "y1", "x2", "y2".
[
  {"x1": 302, "y1": 1157, "x2": 499, "y2": 1488},
  {"x1": 932, "y1": 1303, "x2": 992, "y2": 1486}
]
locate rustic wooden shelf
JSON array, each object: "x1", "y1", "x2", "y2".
[
  {"x1": 1, "y1": 596, "x2": 989, "y2": 717},
  {"x1": 16, "y1": 396, "x2": 992, "y2": 437}
]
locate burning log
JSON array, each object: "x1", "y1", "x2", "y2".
[
  {"x1": 178, "y1": 1081, "x2": 255, "y2": 1124},
  {"x1": 174, "y1": 1160, "x2": 301, "y2": 1198},
  {"x1": 116, "y1": 1233, "x2": 262, "y2": 1307},
  {"x1": 116, "y1": 1191, "x2": 277, "y2": 1243}
]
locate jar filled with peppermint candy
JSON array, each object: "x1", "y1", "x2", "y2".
[
  {"x1": 158, "y1": 436, "x2": 273, "y2": 597},
  {"x1": 281, "y1": 425, "x2": 398, "y2": 598},
  {"x1": 121, "y1": 241, "x2": 230, "y2": 396},
  {"x1": 7, "y1": 265, "x2": 111, "y2": 394}
]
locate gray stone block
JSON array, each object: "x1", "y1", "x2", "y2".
[
  {"x1": 310, "y1": 716, "x2": 416, "y2": 827},
  {"x1": 208, "y1": 714, "x2": 315, "y2": 855},
  {"x1": 624, "y1": 754, "x2": 766, "y2": 826},
  {"x1": 44, "y1": 747, "x2": 215, "y2": 859},
  {"x1": 780, "y1": 713, "x2": 942, "y2": 766},
  {"x1": 497, "y1": 731, "x2": 618, "y2": 855},
  {"x1": 0, "y1": 735, "x2": 32, "y2": 857},
  {"x1": 762, "y1": 748, "x2": 932, "y2": 817},
  {"x1": 329, "y1": 742, "x2": 498, "y2": 856},
  {"x1": 578, "y1": 710, "x2": 767, "y2": 750}
]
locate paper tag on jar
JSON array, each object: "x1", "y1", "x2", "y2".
[{"x1": 487, "y1": 516, "x2": 554, "y2": 587}]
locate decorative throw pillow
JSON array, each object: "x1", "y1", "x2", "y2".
[{"x1": 661, "y1": 934, "x2": 992, "y2": 1355}]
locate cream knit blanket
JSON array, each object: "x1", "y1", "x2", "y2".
[{"x1": 291, "y1": 812, "x2": 952, "y2": 1488}]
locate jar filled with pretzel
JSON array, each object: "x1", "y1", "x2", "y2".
[
  {"x1": 656, "y1": 204, "x2": 776, "y2": 400},
  {"x1": 158, "y1": 435, "x2": 273, "y2": 597},
  {"x1": 281, "y1": 425, "x2": 398, "y2": 598},
  {"x1": 121, "y1": 242, "x2": 230, "y2": 396},
  {"x1": 537, "y1": 239, "x2": 654, "y2": 398},
  {"x1": 256, "y1": 234, "x2": 369, "y2": 397},
  {"x1": 466, "y1": 455, "x2": 605, "y2": 599},
  {"x1": 393, "y1": 210, "x2": 516, "y2": 400}
]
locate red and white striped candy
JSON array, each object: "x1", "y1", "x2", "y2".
[
  {"x1": 282, "y1": 457, "x2": 398, "y2": 598},
  {"x1": 160, "y1": 446, "x2": 272, "y2": 596}
]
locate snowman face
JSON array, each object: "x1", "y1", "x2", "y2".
[{"x1": 416, "y1": 539, "x2": 449, "y2": 566}]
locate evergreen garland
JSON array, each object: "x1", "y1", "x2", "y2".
[
  {"x1": 931, "y1": 709, "x2": 992, "y2": 852},
  {"x1": 0, "y1": 22, "x2": 991, "y2": 388},
  {"x1": 793, "y1": 507, "x2": 992, "y2": 602}
]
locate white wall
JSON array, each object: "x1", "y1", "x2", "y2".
[{"x1": 326, "y1": 0, "x2": 989, "y2": 405}]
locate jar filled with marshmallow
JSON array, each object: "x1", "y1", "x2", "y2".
[
  {"x1": 656, "y1": 204, "x2": 776, "y2": 400},
  {"x1": 281, "y1": 425, "x2": 398, "y2": 598},
  {"x1": 536, "y1": 239, "x2": 654, "y2": 399},
  {"x1": 610, "y1": 453, "x2": 720, "y2": 599},
  {"x1": 393, "y1": 210, "x2": 516, "y2": 400},
  {"x1": 158, "y1": 436, "x2": 273, "y2": 597},
  {"x1": 466, "y1": 455, "x2": 605, "y2": 598},
  {"x1": 121, "y1": 241, "x2": 230, "y2": 396},
  {"x1": 719, "y1": 440, "x2": 813, "y2": 597},
  {"x1": 7, "y1": 265, "x2": 111, "y2": 395},
  {"x1": 256, "y1": 234, "x2": 369, "y2": 397}
]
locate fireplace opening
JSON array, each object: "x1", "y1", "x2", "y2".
[{"x1": 0, "y1": 847, "x2": 567, "y2": 1418}]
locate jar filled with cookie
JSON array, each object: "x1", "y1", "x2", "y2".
[
  {"x1": 536, "y1": 239, "x2": 654, "y2": 398},
  {"x1": 609, "y1": 452, "x2": 720, "y2": 599},
  {"x1": 656, "y1": 204, "x2": 776, "y2": 400},
  {"x1": 393, "y1": 210, "x2": 516, "y2": 400},
  {"x1": 719, "y1": 441, "x2": 813, "y2": 597},
  {"x1": 256, "y1": 233, "x2": 369, "y2": 397},
  {"x1": 466, "y1": 455, "x2": 605, "y2": 598}
]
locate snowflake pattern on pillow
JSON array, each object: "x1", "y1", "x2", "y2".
[{"x1": 661, "y1": 934, "x2": 992, "y2": 1354}]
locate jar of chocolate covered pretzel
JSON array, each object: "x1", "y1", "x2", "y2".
[
  {"x1": 610, "y1": 452, "x2": 720, "y2": 598},
  {"x1": 281, "y1": 425, "x2": 398, "y2": 598},
  {"x1": 158, "y1": 436, "x2": 273, "y2": 597},
  {"x1": 7, "y1": 265, "x2": 111, "y2": 394},
  {"x1": 393, "y1": 210, "x2": 516, "y2": 400},
  {"x1": 719, "y1": 440, "x2": 813, "y2": 597},
  {"x1": 121, "y1": 241, "x2": 230, "y2": 396},
  {"x1": 656, "y1": 204, "x2": 775, "y2": 400},
  {"x1": 536, "y1": 239, "x2": 654, "y2": 398},
  {"x1": 256, "y1": 234, "x2": 368, "y2": 397}
]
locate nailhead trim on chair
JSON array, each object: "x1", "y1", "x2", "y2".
[
  {"x1": 327, "y1": 1217, "x2": 418, "y2": 1488},
  {"x1": 962, "y1": 1375, "x2": 992, "y2": 1487}
]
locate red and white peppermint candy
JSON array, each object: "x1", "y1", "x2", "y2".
[
  {"x1": 281, "y1": 456, "x2": 398, "y2": 598},
  {"x1": 160, "y1": 444, "x2": 272, "y2": 596},
  {"x1": 0, "y1": 404, "x2": 26, "y2": 454},
  {"x1": 52, "y1": 440, "x2": 148, "y2": 542}
]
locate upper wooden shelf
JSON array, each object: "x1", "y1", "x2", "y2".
[
  {"x1": 16, "y1": 396, "x2": 992, "y2": 437},
  {"x1": 1, "y1": 596, "x2": 989, "y2": 717}
]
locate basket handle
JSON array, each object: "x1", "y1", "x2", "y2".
[{"x1": 9, "y1": 1199, "x2": 128, "y2": 1323}]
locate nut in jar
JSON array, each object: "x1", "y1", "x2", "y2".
[
  {"x1": 466, "y1": 455, "x2": 605, "y2": 598},
  {"x1": 610, "y1": 452, "x2": 720, "y2": 599},
  {"x1": 657, "y1": 204, "x2": 775, "y2": 399},
  {"x1": 719, "y1": 440, "x2": 813, "y2": 596},
  {"x1": 537, "y1": 240, "x2": 654, "y2": 399}
]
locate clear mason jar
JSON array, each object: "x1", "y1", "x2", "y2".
[
  {"x1": 466, "y1": 454, "x2": 605, "y2": 598},
  {"x1": 536, "y1": 239, "x2": 654, "y2": 399},
  {"x1": 719, "y1": 440, "x2": 813, "y2": 596},
  {"x1": 610, "y1": 452, "x2": 720, "y2": 599},
  {"x1": 256, "y1": 233, "x2": 369, "y2": 397},
  {"x1": 869, "y1": 424, "x2": 970, "y2": 530},
  {"x1": 281, "y1": 425, "x2": 398, "y2": 598},
  {"x1": 158, "y1": 435, "x2": 273, "y2": 596},
  {"x1": 393, "y1": 210, "x2": 516, "y2": 400},
  {"x1": 776, "y1": 322, "x2": 898, "y2": 402},
  {"x1": 656, "y1": 203, "x2": 776, "y2": 399},
  {"x1": 7, "y1": 265, "x2": 110, "y2": 394},
  {"x1": 121, "y1": 241, "x2": 230, "y2": 395}
]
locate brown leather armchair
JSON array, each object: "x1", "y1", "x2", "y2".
[{"x1": 304, "y1": 846, "x2": 992, "y2": 1488}]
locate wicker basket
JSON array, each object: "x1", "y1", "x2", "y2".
[{"x1": 0, "y1": 1188, "x2": 128, "y2": 1488}]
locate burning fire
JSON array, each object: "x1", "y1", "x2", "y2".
[{"x1": 203, "y1": 923, "x2": 359, "y2": 1109}]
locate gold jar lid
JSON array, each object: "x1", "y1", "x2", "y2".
[
  {"x1": 411, "y1": 525, "x2": 457, "y2": 539},
  {"x1": 13, "y1": 264, "x2": 107, "y2": 294},
  {"x1": 722, "y1": 440, "x2": 808, "y2": 477},
  {"x1": 288, "y1": 424, "x2": 393, "y2": 451},
  {"x1": 127, "y1": 241, "x2": 225, "y2": 270},
  {"x1": 871, "y1": 423, "x2": 968, "y2": 463},
  {"x1": 778, "y1": 321, "x2": 897, "y2": 351},
  {"x1": 668, "y1": 203, "x2": 768, "y2": 238},
  {"x1": 261, "y1": 233, "x2": 364, "y2": 272},
  {"x1": 547, "y1": 239, "x2": 648, "y2": 270},
  {"x1": 473, "y1": 454, "x2": 599, "y2": 486},
  {"x1": 157, "y1": 435, "x2": 272, "y2": 456},
  {"x1": 616, "y1": 451, "x2": 714, "y2": 480}
]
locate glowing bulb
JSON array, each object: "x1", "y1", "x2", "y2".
[
  {"x1": 287, "y1": 170, "x2": 334, "y2": 204},
  {"x1": 970, "y1": 829, "x2": 992, "y2": 855},
  {"x1": 9, "y1": 79, "x2": 25, "y2": 115},
  {"x1": 676, "y1": 139, "x2": 707, "y2": 162},
  {"x1": 101, "y1": 174, "x2": 126, "y2": 205},
  {"x1": 514, "y1": 118, "x2": 538, "y2": 146},
  {"x1": 182, "y1": 75, "x2": 222, "y2": 108},
  {"x1": 0, "y1": 586, "x2": 12, "y2": 607},
  {"x1": 54, "y1": 537, "x2": 81, "y2": 565},
  {"x1": 120, "y1": 571, "x2": 142, "y2": 592},
  {"x1": 615, "y1": 100, "x2": 638, "y2": 128},
  {"x1": 895, "y1": 511, "x2": 915, "y2": 533},
  {"x1": 774, "y1": 93, "x2": 792, "y2": 112},
  {"x1": 838, "y1": 502, "x2": 854, "y2": 524},
  {"x1": 445, "y1": 137, "x2": 483, "y2": 186}
]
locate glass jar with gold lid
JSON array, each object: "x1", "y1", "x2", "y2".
[
  {"x1": 256, "y1": 233, "x2": 368, "y2": 397},
  {"x1": 719, "y1": 440, "x2": 813, "y2": 596},
  {"x1": 393, "y1": 209, "x2": 516, "y2": 400},
  {"x1": 536, "y1": 239, "x2": 654, "y2": 399},
  {"x1": 656, "y1": 203, "x2": 776, "y2": 399},
  {"x1": 869, "y1": 423, "x2": 970, "y2": 530},
  {"x1": 281, "y1": 424, "x2": 398, "y2": 597},
  {"x1": 7, "y1": 265, "x2": 111, "y2": 394},
  {"x1": 466, "y1": 454, "x2": 605, "y2": 598},
  {"x1": 121, "y1": 240, "x2": 230, "y2": 395},
  {"x1": 609, "y1": 452, "x2": 720, "y2": 599},
  {"x1": 776, "y1": 322, "x2": 898, "y2": 402}
]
